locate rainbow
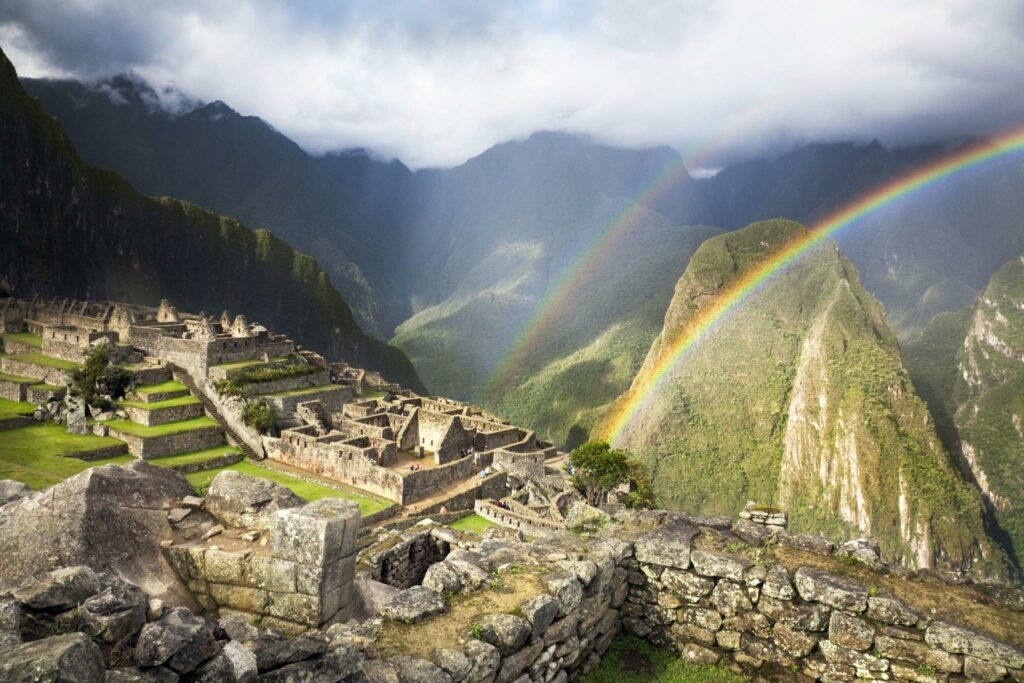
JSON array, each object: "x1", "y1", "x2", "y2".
[
  {"x1": 484, "y1": 107, "x2": 770, "y2": 394},
  {"x1": 600, "y1": 125, "x2": 1024, "y2": 443},
  {"x1": 484, "y1": 153, "x2": 693, "y2": 393}
]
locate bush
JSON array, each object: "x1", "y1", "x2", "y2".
[
  {"x1": 570, "y1": 440, "x2": 652, "y2": 508},
  {"x1": 242, "y1": 400, "x2": 275, "y2": 435}
]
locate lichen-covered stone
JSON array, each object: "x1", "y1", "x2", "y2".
[
  {"x1": 381, "y1": 586, "x2": 447, "y2": 624},
  {"x1": 422, "y1": 562, "x2": 462, "y2": 594},
  {"x1": 777, "y1": 603, "x2": 831, "y2": 631},
  {"x1": 709, "y1": 580, "x2": 752, "y2": 617},
  {"x1": 690, "y1": 550, "x2": 751, "y2": 581},
  {"x1": 761, "y1": 565, "x2": 794, "y2": 600},
  {"x1": 0, "y1": 632, "x2": 105, "y2": 682},
  {"x1": 134, "y1": 607, "x2": 219, "y2": 673},
  {"x1": 926, "y1": 621, "x2": 1024, "y2": 669},
  {"x1": 431, "y1": 648, "x2": 472, "y2": 682},
  {"x1": 475, "y1": 613, "x2": 531, "y2": 655},
  {"x1": 875, "y1": 634, "x2": 962, "y2": 672},
  {"x1": 867, "y1": 595, "x2": 918, "y2": 626},
  {"x1": 634, "y1": 520, "x2": 698, "y2": 569},
  {"x1": 520, "y1": 594, "x2": 559, "y2": 639},
  {"x1": 12, "y1": 565, "x2": 101, "y2": 610},
  {"x1": 772, "y1": 622, "x2": 818, "y2": 657},
  {"x1": 271, "y1": 498, "x2": 360, "y2": 567},
  {"x1": 463, "y1": 638, "x2": 501, "y2": 681},
  {"x1": 205, "y1": 470, "x2": 302, "y2": 531},
  {"x1": 79, "y1": 578, "x2": 148, "y2": 643},
  {"x1": 964, "y1": 655, "x2": 1009, "y2": 682},
  {"x1": 829, "y1": 611, "x2": 874, "y2": 651},
  {"x1": 661, "y1": 568, "x2": 714, "y2": 603},
  {"x1": 819, "y1": 639, "x2": 889, "y2": 673},
  {"x1": 793, "y1": 567, "x2": 868, "y2": 612},
  {"x1": 544, "y1": 572, "x2": 583, "y2": 616}
]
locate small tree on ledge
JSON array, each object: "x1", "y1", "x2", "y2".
[{"x1": 569, "y1": 440, "x2": 653, "y2": 509}]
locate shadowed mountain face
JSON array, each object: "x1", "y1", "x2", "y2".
[
  {"x1": 906, "y1": 253, "x2": 1024, "y2": 567},
  {"x1": 612, "y1": 220, "x2": 1007, "y2": 576},
  {"x1": 0, "y1": 50, "x2": 424, "y2": 392},
  {"x1": 21, "y1": 74, "x2": 1024, "y2": 451}
]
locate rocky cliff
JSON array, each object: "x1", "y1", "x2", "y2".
[
  {"x1": 0, "y1": 48, "x2": 424, "y2": 392},
  {"x1": 612, "y1": 220, "x2": 1005, "y2": 576},
  {"x1": 907, "y1": 253, "x2": 1024, "y2": 567}
]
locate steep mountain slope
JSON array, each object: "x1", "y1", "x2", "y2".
[
  {"x1": 0, "y1": 49, "x2": 424, "y2": 392},
  {"x1": 612, "y1": 220, "x2": 1005, "y2": 575},
  {"x1": 391, "y1": 133, "x2": 713, "y2": 444},
  {"x1": 907, "y1": 254, "x2": 1024, "y2": 565},
  {"x1": 22, "y1": 76, "x2": 414, "y2": 337},
  {"x1": 699, "y1": 142, "x2": 1024, "y2": 339}
]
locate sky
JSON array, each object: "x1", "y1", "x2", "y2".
[{"x1": 2, "y1": 0, "x2": 1023, "y2": 170}]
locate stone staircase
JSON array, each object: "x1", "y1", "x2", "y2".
[{"x1": 169, "y1": 364, "x2": 261, "y2": 461}]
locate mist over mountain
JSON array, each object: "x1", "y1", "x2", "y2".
[
  {"x1": 20, "y1": 73, "x2": 1024, "y2": 455},
  {"x1": 0, "y1": 51, "x2": 424, "y2": 391}
]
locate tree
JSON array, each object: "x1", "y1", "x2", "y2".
[
  {"x1": 569, "y1": 440, "x2": 651, "y2": 508},
  {"x1": 70, "y1": 344, "x2": 132, "y2": 406}
]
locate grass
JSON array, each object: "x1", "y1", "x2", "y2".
[
  {"x1": 6, "y1": 353, "x2": 81, "y2": 370},
  {"x1": 449, "y1": 513, "x2": 495, "y2": 535},
  {"x1": 1, "y1": 332, "x2": 42, "y2": 349},
  {"x1": 0, "y1": 398, "x2": 35, "y2": 419},
  {"x1": 580, "y1": 636, "x2": 748, "y2": 683},
  {"x1": 0, "y1": 423, "x2": 132, "y2": 489},
  {"x1": 0, "y1": 371, "x2": 38, "y2": 384},
  {"x1": 361, "y1": 387, "x2": 386, "y2": 399},
  {"x1": 135, "y1": 380, "x2": 187, "y2": 395},
  {"x1": 263, "y1": 384, "x2": 346, "y2": 398},
  {"x1": 120, "y1": 395, "x2": 200, "y2": 410},
  {"x1": 184, "y1": 460, "x2": 391, "y2": 515},
  {"x1": 212, "y1": 355, "x2": 287, "y2": 371},
  {"x1": 149, "y1": 445, "x2": 242, "y2": 468},
  {"x1": 31, "y1": 382, "x2": 62, "y2": 392},
  {"x1": 104, "y1": 415, "x2": 218, "y2": 437}
]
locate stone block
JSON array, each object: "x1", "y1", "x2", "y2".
[
  {"x1": 209, "y1": 583, "x2": 269, "y2": 614},
  {"x1": 248, "y1": 556, "x2": 297, "y2": 593},
  {"x1": 690, "y1": 550, "x2": 751, "y2": 581},
  {"x1": 661, "y1": 569, "x2": 714, "y2": 603},
  {"x1": 762, "y1": 564, "x2": 795, "y2": 600},
  {"x1": 820, "y1": 639, "x2": 889, "y2": 674},
  {"x1": 203, "y1": 548, "x2": 246, "y2": 585},
  {"x1": 879, "y1": 634, "x2": 965, "y2": 673},
  {"x1": 772, "y1": 622, "x2": 818, "y2": 657},
  {"x1": 867, "y1": 595, "x2": 919, "y2": 627},
  {"x1": 793, "y1": 567, "x2": 868, "y2": 612},
  {"x1": 709, "y1": 579, "x2": 752, "y2": 617},
  {"x1": 926, "y1": 622, "x2": 1024, "y2": 669},
  {"x1": 634, "y1": 519, "x2": 699, "y2": 569},
  {"x1": 964, "y1": 656, "x2": 1009, "y2": 682},
  {"x1": 829, "y1": 611, "x2": 875, "y2": 651},
  {"x1": 271, "y1": 498, "x2": 360, "y2": 567},
  {"x1": 320, "y1": 580, "x2": 355, "y2": 619},
  {"x1": 266, "y1": 591, "x2": 320, "y2": 625}
]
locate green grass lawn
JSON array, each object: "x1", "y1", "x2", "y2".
[
  {"x1": 0, "y1": 398, "x2": 35, "y2": 419},
  {"x1": 0, "y1": 371, "x2": 38, "y2": 384},
  {"x1": 361, "y1": 387, "x2": 386, "y2": 399},
  {"x1": 120, "y1": 395, "x2": 200, "y2": 410},
  {"x1": 7, "y1": 353, "x2": 81, "y2": 370},
  {"x1": 212, "y1": 355, "x2": 287, "y2": 371},
  {"x1": 149, "y1": 444, "x2": 242, "y2": 468},
  {"x1": 263, "y1": 384, "x2": 346, "y2": 398},
  {"x1": 580, "y1": 636, "x2": 748, "y2": 683},
  {"x1": 1, "y1": 332, "x2": 43, "y2": 349},
  {"x1": 0, "y1": 423, "x2": 133, "y2": 489},
  {"x1": 136, "y1": 380, "x2": 187, "y2": 395},
  {"x1": 449, "y1": 513, "x2": 495, "y2": 535},
  {"x1": 104, "y1": 415, "x2": 218, "y2": 437},
  {"x1": 184, "y1": 460, "x2": 391, "y2": 516}
]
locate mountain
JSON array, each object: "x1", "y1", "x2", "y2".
[
  {"x1": 391, "y1": 132, "x2": 714, "y2": 446},
  {"x1": 906, "y1": 253, "x2": 1024, "y2": 566},
  {"x1": 698, "y1": 142, "x2": 1024, "y2": 340},
  {"x1": 22, "y1": 75, "x2": 415, "y2": 338},
  {"x1": 0, "y1": 49, "x2": 424, "y2": 392},
  {"x1": 611, "y1": 219, "x2": 1006, "y2": 575}
]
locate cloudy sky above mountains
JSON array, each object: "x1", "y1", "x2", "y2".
[{"x1": 2, "y1": 0, "x2": 1023, "y2": 169}]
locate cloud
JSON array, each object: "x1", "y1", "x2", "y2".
[{"x1": 2, "y1": 0, "x2": 1023, "y2": 169}]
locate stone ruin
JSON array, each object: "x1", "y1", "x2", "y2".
[{"x1": 2, "y1": 459, "x2": 1023, "y2": 682}]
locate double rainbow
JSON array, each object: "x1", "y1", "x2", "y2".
[{"x1": 601, "y1": 126, "x2": 1024, "y2": 443}]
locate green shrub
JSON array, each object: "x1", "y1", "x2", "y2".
[{"x1": 242, "y1": 401, "x2": 275, "y2": 435}]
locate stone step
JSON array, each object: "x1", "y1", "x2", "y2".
[
  {"x1": 103, "y1": 417, "x2": 225, "y2": 459},
  {"x1": 130, "y1": 380, "x2": 190, "y2": 404}
]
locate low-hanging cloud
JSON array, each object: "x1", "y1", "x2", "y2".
[{"x1": 2, "y1": 0, "x2": 1023, "y2": 170}]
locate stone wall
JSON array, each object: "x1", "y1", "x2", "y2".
[
  {"x1": 128, "y1": 326, "x2": 209, "y2": 377},
  {"x1": 494, "y1": 449, "x2": 547, "y2": 480},
  {"x1": 412, "y1": 471, "x2": 509, "y2": 517},
  {"x1": 475, "y1": 499, "x2": 567, "y2": 538},
  {"x1": 401, "y1": 454, "x2": 484, "y2": 504},
  {"x1": 0, "y1": 356, "x2": 72, "y2": 386},
  {"x1": 360, "y1": 527, "x2": 452, "y2": 589},
  {"x1": 0, "y1": 378, "x2": 27, "y2": 401},
  {"x1": 110, "y1": 424, "x2": 224, "y2": 459},
  {"x1": 264, "y1": 385, "x2": 351, "y2": 416},
  {"x1": 122, "y1": 400, "x2": 203, "y2": 427},
  {"x1": 164, "y1": 498, "x2": 361, "y2": 636}
]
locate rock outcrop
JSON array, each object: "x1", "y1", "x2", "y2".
[
  {"x1": 204, "y1": 470, "x2": 303, "y2": 531},
  {"x1": 0, "y1": 461, "x2": 194, "y2": 604}
]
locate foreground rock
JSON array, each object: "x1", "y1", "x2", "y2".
[
  {"x1": 204, "y1": 470, "x2": 302, "y2": 531},
  {"x1": 0, "y1": 479, "x2": 30, "y2": 506},
  {"x1": 0, "y1": 462, "x2": 194, "y2": 605},
  {"x1": 0, "y1": 632, "x2": 105, "y2": 682}
]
